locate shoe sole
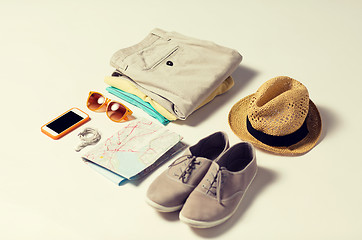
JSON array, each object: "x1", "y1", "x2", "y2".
[
  {"x1": 179, "y1": 170, "x2": 257, "y2": 228},
  {"x1": 145, "y1": 197, "x2": 183, "y2": 213}
]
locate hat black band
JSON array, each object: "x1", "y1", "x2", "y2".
[{"x1": 246, "y1": 116, "x2": 309, "y2": 147}]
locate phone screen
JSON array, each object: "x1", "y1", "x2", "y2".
[{"x1": 47, "y1": 111, "x2": 84, "y2": 134}]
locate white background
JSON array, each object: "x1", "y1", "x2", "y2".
[{"x1": 1, "y1": 0, "x2": 361, "y2": 239}]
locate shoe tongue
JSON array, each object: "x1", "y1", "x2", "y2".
[
  {"x1": 196, "y1": 156, "x2": 213, "y2": 163},
  {"x1": 183, "y1": 148, "x2": 192, "y2": 156},
  {"x1": 183, "y1": 148, "x2": 213, "y2": 163},
  {"x1": 210, "y1": 161, "x2": 220, "y2": 172}
]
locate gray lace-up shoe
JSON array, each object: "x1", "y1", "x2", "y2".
[
  {"x1": 179, "y1": 142, "x2": 257, "y2": 228},
  {"x1": 146, "y1": 132, "x2": 229, "y2": 212}
]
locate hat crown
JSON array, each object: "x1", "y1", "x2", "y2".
[{"x1": 247, "y1": 76, "x2": 309, "y2": 136}]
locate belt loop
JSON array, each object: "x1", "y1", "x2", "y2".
[
  {"x1": 121, "y1": 62, "x2": 129, "y2": 71},
  {"x1": 112, "y1": 57, "x2": 128, "y2": 72},
  {"x1": 151, "y1": 28, "x2": 171, "y2": 41}
]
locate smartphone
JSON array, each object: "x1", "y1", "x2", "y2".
[{"x1": 41, "y1": 107, "x2": 90, "y2": 140}]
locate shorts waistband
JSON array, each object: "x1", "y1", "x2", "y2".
[{"x1": 110, "y1": 28, "x2": 170, "y2": 70}]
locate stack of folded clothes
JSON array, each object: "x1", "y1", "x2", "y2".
[{"x1": 105, "y1": 28, "x2": 242, "y2": 125}]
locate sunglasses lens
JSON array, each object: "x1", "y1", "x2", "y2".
[
  {"x1": 87, "y1": 92, "x2": 105, "y2": 110},
  {"x1": 107, "y1": 102, "x2": 127, "y2": 121}
]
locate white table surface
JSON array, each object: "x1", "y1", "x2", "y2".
[{"x1": 1, "y1": 1, "x2": 361, "y2": 239}]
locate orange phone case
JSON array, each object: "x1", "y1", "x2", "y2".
[{"x1": 41, "y1": 107, "x2": 90, "y2": 140}]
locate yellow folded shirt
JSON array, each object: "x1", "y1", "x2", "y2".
[
  {"x1": 104, "y1": 76, "x2": 234, "y2": 121},
  {"x1": 195, "y1": 76, "x2": 234, "y2": 111}
]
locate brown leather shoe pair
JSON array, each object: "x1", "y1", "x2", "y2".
[{"x1": 146, "y1": 132, "x2": 257, "y2": 228}]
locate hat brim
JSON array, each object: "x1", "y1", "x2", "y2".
[{"x1": 228, "y1": 94, "x2": 322, "y2": 156}]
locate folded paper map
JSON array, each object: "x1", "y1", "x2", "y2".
[{"x1": 82, "y1": 118, "x2": 183, "y2": 184}]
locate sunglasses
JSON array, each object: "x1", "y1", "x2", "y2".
[{"x1": 87, "y1": 91, "x2": 133, "y2": 122}]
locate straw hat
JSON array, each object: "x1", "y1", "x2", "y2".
[{"x1": 228, "y1": 76, "x2": 322, "y2": 156}]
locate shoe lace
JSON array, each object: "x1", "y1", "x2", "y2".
[
  {"x1": 204, "y1": 168, "x2": 224, "y2": 204},
  {"x1": 169, "y1": 155, "x2": 200, "y2": 183}
]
